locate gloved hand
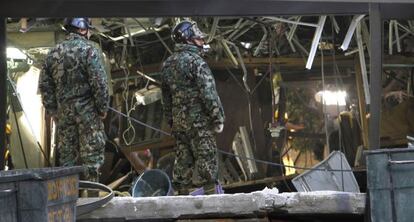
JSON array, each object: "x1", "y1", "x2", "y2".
[{"x1": 214, "y1": 123, "x2": 224, "y2": 133}]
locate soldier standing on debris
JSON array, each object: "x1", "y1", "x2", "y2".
[
  {"x1": 161, "y1": 20, "x2": 225, "y2": 195},
  {"x1": 39, "y1": 18, "x2": 109, "y2": 182}
]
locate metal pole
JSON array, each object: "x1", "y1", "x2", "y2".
[
  {"x1": 0, "y1": 18, "x2": 6, "y2": 170},
  {"x1": 369, "y1": 4, "x2": 382, "y2": 150}
]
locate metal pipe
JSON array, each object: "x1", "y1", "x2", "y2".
[
  {"x1": 306, "y1": 15, "x2": 326, "y2": 70},
  {"x1": 287, "y1": 16, "x2": 301, "y2": 41},
  {"x1": 227, "y1": 19, "x2": 249, "y2": 40},
  {"x1": 136, "y1": 70, "x2": 160, "y2": 85},
  {"x1": 220, "y1": 39, "x2": 238, "y2": 67},
  {"x1": 207, "y1": 17, "x2": 219, "y2": 43},
  {"x1": 232, "y1": 22, "x2": 256, "y2": 41},
  {"x1": 396, "y1": 22, "x2": 414, "y2": 36},
  {"x1": 224, "y1": 39, "x2": 250, "y2": 93},
  {"x1": 151, "y1": 27, "x2": 173, "y2": 54},
  {"x1": 263, "y1": 16, "x2": 319, "y2": 28},
  {"x1": 330, "y1": 16, "x2": 340, "y2": 34},
  {"x1": 357, "y1": 23, "x2": 371, "y2": 105},
  {"x1": 292, "y1": 35, "x2": 309, "y2": 56},
  {"x1": 388, "y1": 20, "x2": 393, "y2": 55},
  {"x1": 285, "y1": 32, "x2": 296, "y2": 53},
  {"x1": 394, "y1": 21, "x2": 401, "y2": 53},
  {"x1": 340, "y1": 14, "x2": 365, "y2": 51},
  {"x1": 253, "y1": 25, "x2": 268, "y2": 56},
  {"x1": 0, "y1": 18, "x2": 6, "y2": 170},
  {"x1": 361, "y1": 19, "x2": 371, "y2": 58},
  {"x1": 124, "y1": 19, "x2": 135, "y2": 47},
  {"x1": 393, "y1": 32, "x2": 410, "y2": 45},
  {"x1": 133, "y1": 18, "x2": 172, "y2": 54},
  {"x1": 344, "y1": 48, "x2": 359, "y2": 56}
]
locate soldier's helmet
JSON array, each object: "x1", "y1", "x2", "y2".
[
  {"x1": 172, "y1": 20, "x2": 207, "y2": 44},
  {"x1": 64, "y1": 18, "x2": 93, "y2": 30}
]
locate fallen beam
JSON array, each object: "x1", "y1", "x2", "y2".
[{"x1": 78, "y1": 190, "x2": 365, "y2": 221}]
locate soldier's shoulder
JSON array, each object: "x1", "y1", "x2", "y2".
[{"x1": 179, "y1": 50, "x2": 204, "y2": 65}]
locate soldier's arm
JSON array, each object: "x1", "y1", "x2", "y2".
[
  {"x1": 193, "y1": 59, "x2": 225, "y2": 125},
  {"x1": 87, "y1": 46, "x2": 109, "y2": 116},
  {"x1": 161, "y1": 71, "x2": 173, "y2": 127},
  {"x1": 38, "y1": 55, "x2": 58, "y2": 116}
]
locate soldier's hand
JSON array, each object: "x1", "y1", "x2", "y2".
[
  {"x1": 214, "y1": 123, "x2": 224, "y2": 133},
  {"x1": 99, "y1": 112, "x2": 107, "y2": 119}
]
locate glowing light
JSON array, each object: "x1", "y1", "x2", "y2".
[
  {"x1": 240, "y1": 42, "x2": 252, "y2": 49},
  {"x1": 282, "y1": 155, "x2": 296, "y2": 176},
  {"x1": 315, "y1": 90, "x2": 347, "y2": 106}
]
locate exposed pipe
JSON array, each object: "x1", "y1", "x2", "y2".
[
  {"x1": 361, "y1": 19, "x2": 371, "y2": 58},
  {"x1": 339, "y1": 14, "x2": 365, "y2": 51},
  {"x1": 133, "y1": 18, "x2": 172, "y2": 54},
  {"x1": 253, "y1": 25, "x2": 268, "y2": 56},
  {"x1": 207, "y1": 17, "x2": 219, "y2": 43},
  {"x1": 220, "y1": 39, "x2": 238, "y2": 67},
  {"x1": 306, "y1": 15, "x2": 326, "y2": 70},
  {"x1": 287, "y1": 16, "x2": 301, "y2": 41},
  {"x1": 227, "y1": 19, "x2": 249, "y2": 40},
  {"x1": 344, "y1": 47, "x2": 359, "y2": 56},
  {"x1": 124, "y1": 18, "x2": 135, "y2": 47},
  {"x1": 388, "y1": 20, "x2": 394, "y2": 55},
  {"x1": 285, "y1": 32, "x2": 296, "y2": 53},
  {"x1": 356, "y1": 23, "x2": 371, "y2": 105},
  {"x1": 223, "y1": 39, "x2": 251, "y2": 93},
  {"x1": 100, "y1": 24, "x2": 169, "y2": 42},
  {"x1": 232, "y1": 22, "x2": 256, "y2": 41},
  {"x1": 397, "y1": 22, "x2": 414, "y2": 36},
  {"x1": 292, "y1": 35, "x2": 309, "y2": 56},
  {"x1": 136, "y1": 70, "x2": 161, "y2": 85},
  {"x1": 263, "y1": 16, "x2": 319, "y2": 28},
  {"x1": 394, "y1": 21, "x2": 401, "y2": 53},
  {"x1": 330, "y1": 16, "x2": 340, "y2": 34}
]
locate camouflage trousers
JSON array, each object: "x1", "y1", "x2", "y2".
[
  {"x1": 172, "y1": 128, "x2": 218, "y2": 191},
  {"x1": 56, "y1": 111, "x2": 106, "y2": 182}
]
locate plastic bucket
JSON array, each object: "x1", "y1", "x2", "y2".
[{"x1": 131, "y1": 169, "x2": 173, "y2": 197}]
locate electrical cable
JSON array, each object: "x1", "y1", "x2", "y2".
[
  {"x1": 108, "y1": 106, "x2": 355, "y2": 172},
  {"x1": 10, "y1": 95, "x2": 28, "y2": 169},
  {"x1": 330, "y1": 21, "x2": 346, "y2": 191},
  {"x1": 7, "y1": 74, "x2": 52, "y2": 167}
]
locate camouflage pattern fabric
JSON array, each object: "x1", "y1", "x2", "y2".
[
  {"x1": 161, "y1": 43, "x2": 224, "y2": 190},
  {"x1": 173, "y1": 130, "x2": 218, "y2": 188},
  {"x1": 39, "y1": 33, "x2": 109, "y2": 181}
]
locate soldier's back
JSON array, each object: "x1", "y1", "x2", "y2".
[{"x1": 46, "y1": 33, "x2": 97, "y2": 109}]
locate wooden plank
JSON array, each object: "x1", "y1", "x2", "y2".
[
  {"x1": 223, "y1": 175, "x2": 296, "y2": 190},
  {"x1": 78, "y1": 191, "x2": 366, "y2": 220}
]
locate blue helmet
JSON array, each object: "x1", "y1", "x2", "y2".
[
  {"x1": 64, "y1": 18, "x2": 92, "y2": 30},
  {"x1": 172, "y1": 21, "x2": 206, "y2": 44}
]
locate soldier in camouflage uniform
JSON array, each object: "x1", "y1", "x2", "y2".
[
  {"x1": 39, "y1": 18, "x2": 109, "y2": 182},
  {"x1": 161, "y1": 21, "x2": 225, "y2": 195}
]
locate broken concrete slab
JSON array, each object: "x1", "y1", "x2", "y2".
[{"x1": 78, "y1": 190, "x2": 365, "y2": 221}]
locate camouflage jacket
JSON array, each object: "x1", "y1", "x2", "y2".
[
  {"x1": 39, "y1": 33, "x2": 109, "y2": 117},
  {"x1": 161, "y1": 44, "x2": 225, "y2": 131}
]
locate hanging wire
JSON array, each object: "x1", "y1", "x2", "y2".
[
  {"x1": 108, "y1": 106, "x2": 355, "y2": 172},
  {"x1": 7, "y1": 73, "x2": 52, "y2": 167}
]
